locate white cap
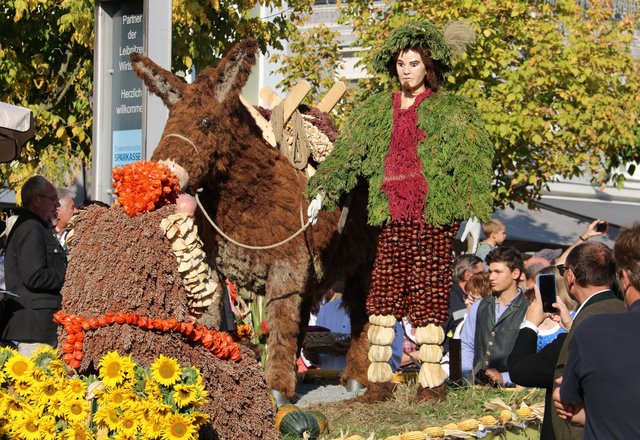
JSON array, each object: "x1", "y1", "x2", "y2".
[{"x1": 1, "y1": 215, "x2": 18, "y2": 238}]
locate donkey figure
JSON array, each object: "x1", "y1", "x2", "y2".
[{"x1": 131, "y1": 39, "x2": 378, "y2": 399}]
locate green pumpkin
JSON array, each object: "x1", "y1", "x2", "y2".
[
  {"x1": 306, "y1": 410, "x2": 329, "y2": 434},
  {"x1": 279, "y1": 410, "x2": 321, "y2": 439}
]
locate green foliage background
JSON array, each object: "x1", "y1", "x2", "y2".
[
  {"x1": 277, "y1": 0, "x2": 640, "y2": 207},
  {"x1": 0, "y1": 0, "x2": 313, "y2": 198}
]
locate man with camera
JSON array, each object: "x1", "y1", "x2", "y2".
[
  {"x1": 554, "y1": 222, "x2": 640, "y2": 439},
  {"x1": 508, "y1": 241, "x2": 625, "y2": 440}
]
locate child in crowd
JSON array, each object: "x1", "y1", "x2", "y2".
[{"x1": 475, "y1": 219, "x2": 507, "y2": 263}]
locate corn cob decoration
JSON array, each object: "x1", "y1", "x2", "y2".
[
  {"x1": 160, "y1": 213, "x2": 220, "y2": 317},
  {"x1": 366, "y1": 220, "x2": 459, "y2": 387},
  {"x1": 367, "y1": 314, "x2": 396, "y2": 382}
]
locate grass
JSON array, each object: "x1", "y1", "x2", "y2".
[{"x1": 280, "y1": 380, "x2": 544, "y2": 439}]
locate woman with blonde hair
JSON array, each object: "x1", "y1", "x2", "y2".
[{"x1": 524, "y1": 266, "x2": 577, "y2": 351}]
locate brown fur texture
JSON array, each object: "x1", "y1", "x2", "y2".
[
  {"x1": 354, "y1": 381, "x2": 398, "y2": 403},
  {"x1": 413, "y1": 384, "x2": 448, "y2": 403},
  {"x1": 132, "y1": 39, "x2": 379, "y2": 398},
  {"x1": 61, "y1": 205, "x2": 277, "y2": 439}
]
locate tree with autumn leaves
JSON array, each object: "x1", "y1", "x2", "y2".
[
  {"x1": 2, "y1": 0, "x2": 638, "y2": 206},
  {"x1": 0, "y1": 0, "x2": 313, "y2": 195},
  {"x1": 277, "y1": 0, "x2": 640, "y2": 207}
]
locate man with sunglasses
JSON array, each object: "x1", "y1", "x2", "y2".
[
  {"x1": 554, "y1": 222, "x2": 640, "y2": 439},
  {"x1": 508, "y1": 241, "x2": 625, "y2": 439},
  {"x1": 0, "y1": 176, "x2": 67, "y2": 355}
]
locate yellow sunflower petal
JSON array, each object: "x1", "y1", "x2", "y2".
[
  {"x1": 161, "y1": 413, "x2": 197, "y2": 440},
  {"x1": 5, "y1": 354, "x2": 34, "y2": 381},
  {"x1": 150, "y1": 355, "x2": 182, "y2": 387}
]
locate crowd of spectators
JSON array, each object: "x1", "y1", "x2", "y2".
[{"x1": 3, "y1": 175, "x2": 638, "y2": 439}]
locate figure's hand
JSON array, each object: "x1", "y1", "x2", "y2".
[
  {"x1": 485, "y1": 368, "x2": 504, "y2": 385},
  {"x1": 307, "y1": 192, "x2": 325, "y2": 226},
  {"x1": 461, "y1": 217, "x2": 482, "y2": 253},
  {"x1": 176, "y1": 194, "x2": 197, "y2": 216}
]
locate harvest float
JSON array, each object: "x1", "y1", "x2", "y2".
[{"x1": 45, "y1": 37, "x2": 538, "y2": 439}]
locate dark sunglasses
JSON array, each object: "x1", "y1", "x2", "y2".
[{"x1": 556, "y1": 264, "x2": 570, "y2": 277}]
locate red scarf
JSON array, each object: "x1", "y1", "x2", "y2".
[{"x1": 382, "y1": 89, "x2": 433, "y2": 222}]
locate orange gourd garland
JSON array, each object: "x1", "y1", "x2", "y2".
[{"x1": 53, "y1": 310, "x2": 242, "y2": 370}]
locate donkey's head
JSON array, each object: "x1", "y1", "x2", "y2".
[{"x1": 131, "y1": 39, "x2": 259, "y2": 190}]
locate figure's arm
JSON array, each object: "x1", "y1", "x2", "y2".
[
  {"x1": 418, "y1": 95, "x2": 495, "y2": 226},
  {"x1": 307, "y1": 93, "x2": 390, "y2": 210}
]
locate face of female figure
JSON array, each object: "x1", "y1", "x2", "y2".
[{"x1": 396, "y1": 49, "x2": 427, "y2": 95}]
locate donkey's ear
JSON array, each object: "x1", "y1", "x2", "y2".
[
  {"x1": 131, "y1": 52, "x2": 185, "y2": 109},
  {"x1": 202, "y1": 39, "x2": 258, "y2": 105}
]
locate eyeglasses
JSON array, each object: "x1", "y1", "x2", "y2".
[
  {"x1": 37, "y1": 194, "x2": 59, "y2": 202},
  {"x1": 556, "y1": 264, "x2": 570, "y2": 277}
]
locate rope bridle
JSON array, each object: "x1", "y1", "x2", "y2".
[{"x1": 162, "y1": 132, "x2": 315, "y2": 251}]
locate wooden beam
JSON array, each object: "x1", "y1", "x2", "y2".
[
  {"x1": 282, "y1": 80, "x2": 311, "y2": 124},
  {"x1": 316, "y1": 81, "x2": 347, "y2": 113},
  {"x1": 239, "y1": 94, "x2": 276, "y2": 147},
  {"x1": 259, "y1": 87, "x2": 281, "y2": 108}
]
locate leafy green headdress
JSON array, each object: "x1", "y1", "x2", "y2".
[{"x1": 372, "y1": 20, "x2": 476, "y2": 78}]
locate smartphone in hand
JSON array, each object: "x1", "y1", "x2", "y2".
[
  {"x1": 537, "y1": 273, "x2": 557, "y2": 314},
  {"x1": 595, "y1": 221, "x2": 608, "y2": 233}
]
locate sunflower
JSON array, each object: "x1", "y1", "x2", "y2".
[
  {"x1": 113, "y1": 432, "x2": 137, "y2": 440},
  {"x1": 98, "y1": 351, "x2": 132, "y2": 388},
  {"x1": 0, "y1": 345, "x2": 17, "y2": 366},
  {"x1": 64, "y1": 376, "x2": 87, "y2": 399},
  {"x1": 13, "y1": 379, "x2": 33, "y2": 397},
  {"x1": 189, "y1": 412, "x2": 209, "y2": 427},
  {"x1": 48, "y1": 393, "x2": 66, "y2": 418},
  {"x1": 13, "y1": 410, "x2": 41, "y2": 440},
  {"x1": 4, "y1": 354, "x2": 34, "y2": 381},
  {"x1": 151, "y1": 355, "x2": 182, "y2": 387},
  {"x1": 172, "y1": 384, "x2": 197, "y2": 408},
  {"x1": 5, "y1": 394, "x2": 25, "y2": 417},
  {"x1": 61, "y1": 423, "x2": 95, "y2": 440},
  {"x1": 117, "y1": 413, "x2": 139, "y2": 435},
  {"x1": 33, "y1": 377, "x2": 60, "y2": 408},
  {"x1": 161, "y1": 414, "x2": 197, "y2": 440},
  {"x1": 150, "y1": 402, "x2": 174, "y2": 419},
  {"x1": 31, "y1": 367, "x2": 46, "y2": 383},
  {"x1": 144, "y1": 377, "x2": 163, "y2": 400},
  {"x1": 37, "y1": 415, "x2": 57, "y2": 440},
  {"x1": 94, "y1": 405, "x2": 121, "y2": 431},
  {"x1": 64, "y1": 398, "x2": 90, "y2": 423},
  {"x1": 47, "y1": 359, "x2": 69, "y2": 380},
  {"x1": 141, "y1": 418, "x2": 163, "y2": 440}
]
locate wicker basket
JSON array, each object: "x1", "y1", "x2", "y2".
[{"x1": 303, "y1": 332, "x2": 350, "y2": 353}]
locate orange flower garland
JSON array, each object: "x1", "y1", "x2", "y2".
[
  {"x1": 112, "y1": 161, "x2": 180, "y2": 216},
  {"x1": 53, "y1": 310, "x2": 242, "y2": 370}
]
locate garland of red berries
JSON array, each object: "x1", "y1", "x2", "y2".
[{"x1": 53, "y1": 310, "x2": 241, "y2": 370}]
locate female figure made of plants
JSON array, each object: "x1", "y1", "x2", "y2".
[{"x1": 307, "y1": 20, "x2": 495, "y2": 402}]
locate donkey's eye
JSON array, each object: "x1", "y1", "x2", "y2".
[{"x1": 200, "y1": 118, "x2": 212, "y2": 129}]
